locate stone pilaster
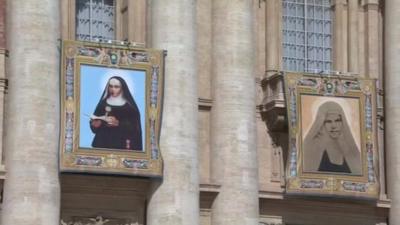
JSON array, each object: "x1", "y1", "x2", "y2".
[
  {"x1": 1, "y1": 0, "x2": 60, "y2": 225},
  {"x1": 0, "y1": 0, "x2": 6, "y2": 174},
  {"x1": 385, "y1": 0, "x2": 400, "y2": 224},
  {"x1": 147, "y1": 1, "x2": 199, "y2": 225},
  {"x1": 210, "y1": 1, "x2": 259, "y2": 225},
  {"x1": 265, "y1": 0, "x2": 281, "y2": 75},
  {"x1": 333, "y1": 0, "x2": 347, "y2": 71},
  {"x1": 0, "y1": 0, "x2": 5, "y2": 49},
  {"x1": 348, "y1": 0, "x2": 359, "y2": 73},
  {"x1": 364, "y1": 0, "x2": 380, "y2": 79}
]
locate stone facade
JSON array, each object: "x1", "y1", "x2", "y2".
[{"x1": 0, "y1": 0, "x2": 395, "y2": 225}]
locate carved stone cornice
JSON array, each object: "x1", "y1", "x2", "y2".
[{"x1": 361, "y1": 0, "x2": 380, "y2": 8}]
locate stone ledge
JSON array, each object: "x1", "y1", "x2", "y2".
[
  {"x1": 0, "y1": 165, "x2": 5, "y2": 179},
  {"x1": 198, "y1": 98, "x2": 213, "y2": 110},
  {"x1": 200, "y1": 183, "x2": 220, "y2": 209},
  {"x1": 259, "y1": 190, "x2": 285, "y2": 200},
  {"x1": 260, "y1": 192, "x2": 391, "y2": 209}
]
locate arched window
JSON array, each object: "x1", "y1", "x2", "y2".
[{"x1": 282, "y1": 0, "x2": 332, "y2": 73}]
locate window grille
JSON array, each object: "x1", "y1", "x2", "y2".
[
  {"x1": 76, "y1": 0, "x2": 116, "y2": 41},
  {"x1": 282, "y1": 0, "x2": 332, "y2": 73}
]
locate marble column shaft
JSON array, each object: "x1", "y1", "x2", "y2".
[
  {"x1": 211, "y1": 1, "x2": 259, "y2": 225},
  {"x1": 147, "y1": 1, "x2": 199, "y2": 225},
  {"x1": 384, "y1": 0, "x2": 400, "y2": 224},
  {"x1": 1, "y1": 0, "x2": 60, "y2": 225}
]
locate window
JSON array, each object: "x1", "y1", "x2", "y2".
[
  {"x1": 62, "y1": 0, "x2": 146, "y2": 44},
  {"x1": 282, "y1": 0, "x2": 332, "y2": 73},
  {"x1": 76, "y1": 0, "x2": 116, "y2": 41}
]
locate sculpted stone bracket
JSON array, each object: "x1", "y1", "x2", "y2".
[
  {"x1": 283, "y1": 72, "x2": 380, "y2": 199},
  {"x1": 258, "y1": 72, "x2": 287, "y2": 132},
  {"x1": 199, "y1": 183, "x2": 221, "y2": 209}
]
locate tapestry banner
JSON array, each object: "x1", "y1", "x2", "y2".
[
  {"x1": 59, "y1": 40, "x2": 164, "y2": 177},
  {"x1": 284, "y1": 73, "x2": 379, "y2": 198}
]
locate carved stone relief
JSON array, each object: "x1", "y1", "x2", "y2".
[
  {"x1": 61, "y1": 216, "x2": 139, "y2": 225},
  {"x1": 258, "y1": 73, "x2": 287, "y2": 185},
  {"x1": 259, "y1": 215, "x2": 284, "y2": 225}
]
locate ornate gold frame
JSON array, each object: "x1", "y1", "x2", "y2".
[
  {"x1": 59, "y1": 40, "x2": 164, "y2": 177},
  {"x1": 284, "y1": 73, "x2": 379, "y2": 198}
]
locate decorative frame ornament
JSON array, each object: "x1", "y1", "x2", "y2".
[
  {"x1": 284, "y1": 72, "x2": 379, "y2": 198},
  {"x1": 59, "y1": 40, "x2": 164, "y2": 177}
]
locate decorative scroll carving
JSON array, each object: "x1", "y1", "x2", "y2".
[
  {"x1": 76, "y1": 46, "x2": 150, "y2": 65},
  {"x1": 259, "y1": 216, "x2": 284, "y2": 225},
  {"x1": 77, "y1": 47, "x2": 100, "y2": 58},
  {"x1": 61, "y1": 216, "x2": 139, "y2": 225},
  {"x1": 288, "y1": 138, "x2": 297, "y2": 177},
  {"x1": 342, "y1": 181, "x2": 368, "y2": 192},
  {"x1": 76, "y1": 156, "x2": 103, "y2": 166},
  {"x1": 122, "y1": 159, "x2": 148, "y2": 169},
  {"x1": 300, "y1": 180, "x2": 325, "y2": 189}
]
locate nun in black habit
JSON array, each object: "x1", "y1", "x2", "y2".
[{"x1": 90, "y1": 76, "x2": 143, "y2": 150}]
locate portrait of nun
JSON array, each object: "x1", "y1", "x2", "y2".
[
  {"x1": 303, "y1": 101, "x2": 362, "y2": 175},
  {"x1": 90, "y1": 76, "x2": 143, "y2": 150}
]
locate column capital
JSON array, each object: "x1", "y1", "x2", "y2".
[
  {"x1": 332, "y1": 0, "x2": 347, "y2": 7},
  {"x1": 361, "y1": 0, "x2": 380, "y2": 8}
]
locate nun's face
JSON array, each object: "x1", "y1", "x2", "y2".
[
  {"x1": 324, "y1": 113, "x2": 342, "y2": 139},
  {"x1": 108, "y1": 78, "x2": 122, "y2": 97}
]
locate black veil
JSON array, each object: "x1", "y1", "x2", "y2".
[
  {"x1": 98, "y1": 76, "x2": 140, "y2": 114},
  {"x1": 91, "y1": 76, "x2": 143, "y2": 150}
]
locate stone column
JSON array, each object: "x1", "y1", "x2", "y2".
[
  {"x1": 1, "y1": 0, "x2": 60, "y2": 225},
  {"x1": 210, "y1": 1, "x2": 259, "y2": 225},
  {"x1": 147, "y1": 1, "x2": 199, "y2": 225},
  {"x1": 385, "y1": 0, "x2": 400, "y2": 224},
  {"x1": 364, "y1": 0, "x2": 386, "y2": 200},
  {"x1": 348, "y1": 0, "x2": 359, "y2": 73}
]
